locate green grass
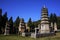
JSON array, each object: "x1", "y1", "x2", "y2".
[{"x1": 0, "y1": 32, "x2": 60, "y2": 40}]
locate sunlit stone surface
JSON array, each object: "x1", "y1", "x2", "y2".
[{"x1": 40, "y1": 6, "x2": 50, "y2": 33}]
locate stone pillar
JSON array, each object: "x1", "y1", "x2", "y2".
[
  {"x1": 54, "y1": 22, "x2": 57, "y2": 32},
  {"x1": 38, "y1": 24, "x2": 40, "y2": 33},
  {"x1": 18, "y1": 18, "x2": 26, "y2": 35},
  {"x1": 50, "y1": 22, "x2": 54, "y2": 32},
  {"x1": 19, "y1": 22, "x2": 21, "y2": 32},
  {"x1": 31, "y1": 28, "x2": 39, "y2": 38},
  {"x1": 4, "y1": 22, "x2": 10, "y2": 35},
  {"x1": 51, "y1": 22, "x2": 53, "y2": 27}
]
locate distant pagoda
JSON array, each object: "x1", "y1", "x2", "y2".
[
  {"x1": 40, "y1": 5, "x2": 50, "y2": 33},
  {"x1": 19, "y1": 18, "x2": 26, "y2": 33}
]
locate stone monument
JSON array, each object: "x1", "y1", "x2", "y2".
[
  {"x1": 18, "y1": 18, "x2": 26, "y2": 36},
  {"x1": 40, "y1": 5, "x2": 50, "y2": 33},
  {"x1": 4, "y1": 22, "x2": 10, "y2": 35},
  {"x1": 54, "y1": 22, "x2": 57, "y2": 32}
]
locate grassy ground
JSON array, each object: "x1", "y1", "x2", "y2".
[{"x1": 0, "y1": 32, "x2": 60, "y2": 40}]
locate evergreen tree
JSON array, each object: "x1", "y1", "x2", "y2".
[
  {"x1": 33, "y1": 20, "x2": 41, "y2": 28},
  {"x1": 9, "y1": 17, "x2": 13, "y2": 34},
  {"x1": 57, "y1": 17, "x2": 60, "y2": 29},
  {"x1": 0, "y1": 9, "x2": 2, "y2": 34},
  {"x1": 14, "y1": 16, "x2": 20, "y2": 34},
  {"x1": 53, "y1": 13, "x2": 57, "y2": 23},
  {"x1": 27, "y1": 18, "x2": 35, "y2": 32},
  {"x1": 49, "y1": 13, "x2": 57, "y2": 23},
  {"x1": 49, "y1": 13, "x2": 57, "y2": 30},
  {"x1": 2, "y1": 12, "x2": 8, "y2": 27},
  {"x1": 27, "y1": 18, "x2": 32, "y2": 27},
  {"x1": 2, "y1": 12, "x2": 8, "y2": 33},
  {"x1": 14, "y1": 16, "x2": 20, "y2": 28},
  {"x1": 49, "y1": 13, "x2": 54, "y2": 22}
]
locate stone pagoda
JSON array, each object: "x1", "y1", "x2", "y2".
[
  {"x1": 18, "y1": 18, "x2": 26, "y2": 34},
  {"x1": 4, "y1": 21, "x2": 10, "y2": 35},
  {"x1": 40, "y1": 5, "x2": 50, "y2": 33}
]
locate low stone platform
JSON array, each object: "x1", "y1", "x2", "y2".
[
  {"x1": 31, "y1": 32, "x2": 56, "y2": 38},
  {"x1": 21, "y1": 32, "x2": 31, "y2": 37}
]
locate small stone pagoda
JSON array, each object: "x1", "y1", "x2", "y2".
[
  {"x1": 4, "y1": 21, "x2": 10, "y2": 35},
  {"x1": 18, "y1": 18, "x2": 26, "y2": 34}
]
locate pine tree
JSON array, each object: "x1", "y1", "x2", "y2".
[
  {"x1": 27, "y1": 18, "x2": 35, "y2": 32},
  {"x1": 57, "y1": 17, "x2": 60, "y2": 29},
  {"x1": 53, "y1": 13, "x2": 57, "y2": 23},
  {"x1": 27, "y1": 18, "x2": 32, "y2": 27},
  {"x1": 9, "y1": 17, "x2": 13, "y2": 34},
  {"x1": 0, "y1": 9, "x2": 2, "y2": 34},
  {"x1": 49, "y1": 13, "x2": 57, "y2": 30},
  {"x1": 49, "y1": 13, "x2": 54, "y2": 22},
  {"x1": 2, "y1": 12, "x2": 8, "y2": 33},
  {"x1": 14, "y1": 16, "x2": 20, "y2": 34},
  {"x1": 2, "y1": 12, "x2": 8, "y2": 27}
]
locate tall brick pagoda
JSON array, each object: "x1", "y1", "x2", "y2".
[{"x1": 40, "y1": 5, "x2": 50, "y2": 33}]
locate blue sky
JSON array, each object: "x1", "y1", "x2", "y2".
[{"x1": 0, "y1": 0, "x2": 60, "y2": 22}]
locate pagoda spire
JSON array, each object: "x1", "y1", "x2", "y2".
[{"x1": 43, "y1": 5, "x2": 46, "y2": 8}]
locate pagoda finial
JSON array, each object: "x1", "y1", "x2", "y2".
[{"x1": 43, "y1": 5, "x2": 46, "y2": 8}]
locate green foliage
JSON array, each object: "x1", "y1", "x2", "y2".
[
  {"x1": 27, "y1": 18, "x2": 35, "y2": 32},
  {"x1": 9, "y1": 17, "x2": 13, "y2": 34},
  {"x1": 9, "y1": 17, "x2": 13, "y2": 26},
  {"x1": 0, "y1": 9, "x2": 2, "y2": 34},
  {"x1": 14, "y1": 16, "x2": 20, "y2": 28},
  {"x1": 0, "y1": 16, "x2": 2, "y2": 27},
  {"x1": 54, "y1": 13, "x2": 57, "y2": 22},
  {"x1": 49, "y1": 13, "x2": 60, "y2": 29},
  {"x1": 2, "y1": 12, "x2": 8, "y2": 27},
  {"x1": 13, "y1": 16, "x2": 20, "y2": 34},
  {"x1": 49, "y1": 13, "x2": 54, "y2": 22},
  {"x1": 1, "y1": 12, "x2": 8, "y2": 34},
  {"x1": 57, "y1": 17, "x2": 60, "y2": 29},
  {"x1": 0, "y1": 10, "x2": 8, "y2": 34},
  {"x1": 33, "y1": 20, "x2": 41, "y2": 27},
  {"x1": 27, "y1": 18, "x2": 32, "y2": 27},
  {"x1": 49, "y1": 13, "x2": 57, "y2": 23}
]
